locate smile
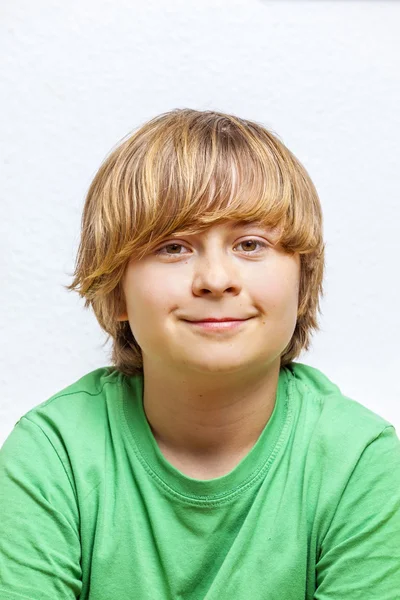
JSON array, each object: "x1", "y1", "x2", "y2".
[{"x1": 183, "y1": 318, "x2": 253, "y2": 332}]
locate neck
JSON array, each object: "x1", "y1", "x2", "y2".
[{"x1": 141, "y1": 358, "x2": 281, "y2": 461}]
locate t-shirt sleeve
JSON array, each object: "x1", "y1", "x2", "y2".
[
  {"x1": 0, "y1": 416, "x2": 82, "y2": 600},
  {"x1": 314, "y1": 424, "x2": 400, "y2": 600}
]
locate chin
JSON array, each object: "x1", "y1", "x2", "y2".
[{"x1": 179, "y1": 354, "x2": 263, "y2": 374}]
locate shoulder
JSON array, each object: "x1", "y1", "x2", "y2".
[
  {"x1": 21, "y1": 366, "x2": 123, "y2": 428},
  {"x1": 1, "y1": 367, "x2": 138, "y2": 495},
  {"x1": 9, "y1": 366, "x2": 133, "y2": 466},
  {"x1": 286, "y1": 361, "x2": 393, "y2": 430},
  {"x1": 285, "y1": 363, "x2": 400, "y2": 551},
  {"x1": 285, "y1": 361, "x2": 396, "y2": 453}
]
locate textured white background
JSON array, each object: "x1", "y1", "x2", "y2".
[{"x1": 1, "y1": 0, "x2": 399, "y2": 444}]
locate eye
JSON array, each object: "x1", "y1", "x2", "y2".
[
  {"x1": 154, "y1": 239, "x2": 268, "y2": 257},
  {"x1": 235, "y1": 239, "x2": 268, "y2": 253},
  {"x1": 155, "y1": 243, "x2": 189, "y2": 256}
]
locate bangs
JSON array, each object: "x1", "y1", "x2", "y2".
[{"x1": 81, "y1": 109, "x2": 323, "y2": 284}]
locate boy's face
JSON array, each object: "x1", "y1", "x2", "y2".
[{"x1": 118, "y1": 221, "x2": 300, "y2": 376}]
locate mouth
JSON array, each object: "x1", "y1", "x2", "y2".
[
  {"x1": 184, "y1": 317, "x2": 254, "y2": 323},
  {"x1": 183, "y1": 317, "x2": 254, "y2": 332}
]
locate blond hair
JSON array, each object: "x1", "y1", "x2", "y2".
[{"x1": 66, "y1": 108, "x2": 325, "y2": 375}]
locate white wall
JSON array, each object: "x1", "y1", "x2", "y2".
[{"x1": 1, "y1": 0, "x2": 399, "y2": 443}]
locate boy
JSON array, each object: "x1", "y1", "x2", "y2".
[{"x1": 1, "y1": 109, "x2": 399, "y2": 599}]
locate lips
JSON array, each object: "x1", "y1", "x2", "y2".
[{"x1": 186, "y1": 317, "x2": 251, "y2": 323}]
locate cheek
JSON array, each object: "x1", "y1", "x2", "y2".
[
  {"x1": 254, "y1": 265, "x2": 300, "y2": 317},
  {"x1": 124, "y1": 267, "x2": 178, "y2": 321}
]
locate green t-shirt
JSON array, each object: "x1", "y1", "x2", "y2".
[{"x1": 0, "y1": 362, "x2": 399, "y2": 599}]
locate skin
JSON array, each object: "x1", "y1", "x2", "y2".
[{"x1": 117, "y1": 220, "x2": 301, "y2": 479}]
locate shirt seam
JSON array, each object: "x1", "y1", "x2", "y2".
[
  {"x1": 19, "y1": 415, "x2": 81, "y2": 539},
  {"x1": 318, "y1": 423, "x2": 396, "y2": 551},
  {"x1": 28, "y1": 377, "x2": 120, "y2": 412},
  {"x1": 23, "y1": 379, "x2": 121, "y2": 503}
]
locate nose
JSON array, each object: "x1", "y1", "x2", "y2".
[{"x1": 191, "y1": 252, "x2": 242, "y2": 297}]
